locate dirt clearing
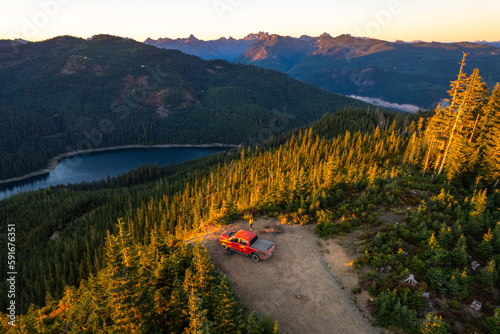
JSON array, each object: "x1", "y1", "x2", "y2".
[{"x1": 191, "y1": 219, "x2": 382, "y2": 334}]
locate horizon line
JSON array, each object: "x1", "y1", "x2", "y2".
[{"x1": 3, "y1": 32, "x2": 500, "y2": 45}]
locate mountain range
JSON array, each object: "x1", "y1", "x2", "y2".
[
  {"x1": 0, "y1": 34, "x2": 370, "y2": 180},
  {"x1": 0, "y1": 38, "x2": 28, "y2": 48},
  {"x1": 475, "y1": 40, "x2": 500, "y2": 48},
  {"x1": 146, "y1": 33, "x2": 500, "y2": 108}
]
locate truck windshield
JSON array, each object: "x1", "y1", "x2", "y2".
[{"x1": 249, "y1": 235, "x2": 258, "y2": 245}]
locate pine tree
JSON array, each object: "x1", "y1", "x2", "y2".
[
  {"x1": 432, "y1": 53, "x2": 469, "y2": 178},
  {"x1": 478, "y1": 228, "x2": 494, "y2": 260},
  {"x1": 482, "y1": 260, "x2": 497, "y2": 285},
  {"x1": 450, "y1": 234, "x2": 468, "y2": 268},
  {"x1": 212, "y1": 275, "x2": 241, "y2": 334},
  {"x1": 166, "y1": 279, "x2": 189, "y2": 332},
  {"x1": 104, "y1": 219, "x2": 156, "y2": 332},
  {"x1": 445, "y1": 68, "x2": 489, "y2": 180},
  {"x1": 184, "y1": 289, "x2": 212, "y2": 334},
  {"x1": 481, "y1": 84, "x2": 500, "y2": 187},
  {"x1": 244, "y1": 312, "x2": 262, "y2": 334},
  {"x1": 191, "y1": 243, "x2": 215, "y2": 294},
  {"x1": 470, "y1": 189, "x2": 487, "y2": 218},
  {"x1": 224, "y1": 190, "x2": 238, "y2": 223},
  {"x1": 422, "y1": 53, "x2": 490, "y2": 181}
]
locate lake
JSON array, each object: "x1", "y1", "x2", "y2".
[{"x1": 0, "y1": 146, "x2": 229, "y2": 200}]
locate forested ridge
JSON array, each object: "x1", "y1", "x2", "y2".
[
  {"x1": 1, "y1": 62, "x2": 500, "y2": 333},
  {"x1": 0, "y1": 34, "x2": 370, "y2": 181}
]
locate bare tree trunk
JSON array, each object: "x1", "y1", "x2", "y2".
[
  {"x1": 436, "y1": 53, "x2": 469, "y2": 178},
  {"x1": 449, "y1": 52, "x2": 469, "y2": 110},
  {"x1": 436, "y1": 106, "x2": 463, "y2": 178},
  {"x1": 469, "y1": 113, "x2": 480, "y2": 143},
  {"x1": 422, "y1": 140, "x2": 433, "y2": 177}
]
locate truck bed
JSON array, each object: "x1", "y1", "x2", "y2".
[{"x1": 252, "y1": 238, "x2": 274, "y2": 252}]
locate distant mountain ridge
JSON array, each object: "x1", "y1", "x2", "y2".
[
  {"x1": 144, "y1": 33, "x2": 259, "y2": 61},
  {"x1": 474, "y1": 40, "x2": 500, "y2": 48},
  {"x1": 0, "y1": 38, "x2": 29, "y2": 49},
  {"x1": 145, "y1": 33, "x2": 500, "y2": 108}
]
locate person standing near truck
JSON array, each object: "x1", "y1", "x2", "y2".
[{"x1": 249, "y1": 217, "x2": 254, "y2": 231}]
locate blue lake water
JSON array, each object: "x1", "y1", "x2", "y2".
[{"x1": 0, "y1": 146, "x2": 229, "y2": 200}]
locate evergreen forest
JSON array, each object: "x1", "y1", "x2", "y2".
[
  {"x1": 0, "y1": 35, "x2": 369, "y2": 181},
  {"x1": 1, "y1": 56, "x2": 500, "y2": 333}
]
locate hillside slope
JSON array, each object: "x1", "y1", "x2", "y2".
[
  {"x1": 0, "y1": 34, "x2": 370, "y2": 180},
  {"x1": 0, "y1": 108, "x2": 411, "y2": 315},
  {"x1": 2, "y1": 100, "x2": 500, "y2": 333}
]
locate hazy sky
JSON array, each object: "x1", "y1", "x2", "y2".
[{"x1": 1, "y1": 0, "x2": 499, "y2": 42}]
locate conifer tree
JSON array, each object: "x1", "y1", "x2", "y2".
[
  {"x1": 184, "y1": 289, "x2": 212, "y2": 334},
  {"x1": 104, "y1": 219, "x2": 156, "y2": 332},
  {"x1": 166, "y1": 278, "x2": 189, "y2": 333},
  {"x1": 224, "y1": 190, "x2": 238, "y2": 223},
  {"x1": 481, "y1": 84, "x2": 500, "y2": 187},
  {"x1": 212, "y1": 275, "x2": 241, "y2": 334},
  {"x1": 244, "y1": 312, "x2": 262, "y2": 334},
  {"x1": 470, "y1": 189, "x2": 487, "y2": 218},
  {"x1": 445, "y1": 68, "x2": 489, "y2": 179},
  {"x1": 450, "y1": 234, "x2": 468, "y2": 268},
  {"x1": 430, "y1": 53, "x2": 469, "y2": 178},
  {"x1": 192, "y1": 243, "x2": 215, "y2": 294},
  {"x1": 420, "y1": 53, "x2": 495, "y2": 182}
]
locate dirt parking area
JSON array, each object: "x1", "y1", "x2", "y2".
[{"x1": 190, "y1": 219, "x2": 383, "y2": 334}]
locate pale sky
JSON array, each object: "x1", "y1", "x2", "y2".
[{"x1": 1, "y1": 0, "x2": 499, "y2": 42}]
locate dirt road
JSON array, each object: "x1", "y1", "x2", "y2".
[{"x1": 191, "y1": 219, "x2": 382, "y2": 334}]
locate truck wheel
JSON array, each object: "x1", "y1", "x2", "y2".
[
  {"x1": 251, "y1": 253, "x2": 260, "y2": 262},
  {"x1": 221, "y1": 243, "x2": 228, "y2": 250}
]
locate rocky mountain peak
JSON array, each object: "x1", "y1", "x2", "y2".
[
  {"x1": 244, "y1": 31, "x2": 270, "y2": 41},
  {"x1": 186, "y1": 34, "x2": 199, "y2": 42}
]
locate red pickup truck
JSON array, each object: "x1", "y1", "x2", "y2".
[{"x1": 219, "y1": 230, "x2": 275, "y2": 261}]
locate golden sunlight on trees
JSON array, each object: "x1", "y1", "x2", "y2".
[{"x1": 406, "y1": 53, "x2": 500, "y2": 185}]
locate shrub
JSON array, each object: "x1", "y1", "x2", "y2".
[
  {"x1": 399, "y1": 287, "x2": 427, "y2": 311},
  {"x1": 421, "y1": 312, "x2": 450, "y2": 334},
  {"x1": 278, "y1": 214, "x2": 288, "y2": 225},
  {"x1": 259, "y1": 313, "x2": 277, "y2": 334},
  {"x1": 482, "y1": 308, "x2": 500, "y2": 334},
  {"x1": 315, "y1": 221, "x2": 339, "y2": 238},
  {"x1": 450, "y1": 299, "x2": 461, "y2": 310}
]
